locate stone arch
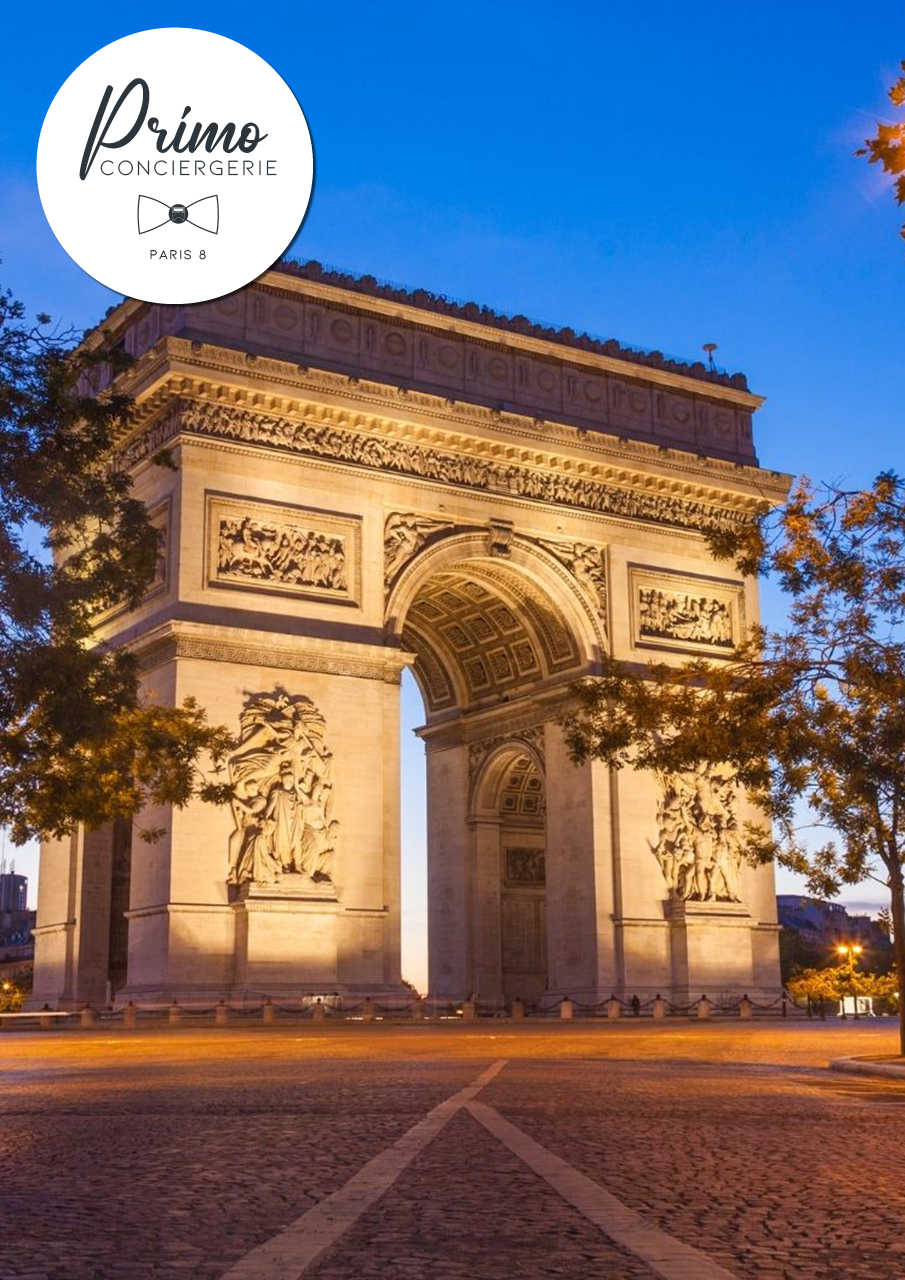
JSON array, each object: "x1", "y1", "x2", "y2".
[
  {"x1": 469, "y1": 735, "x2": 546, "y2": 820},
  {"x1": 468, "y1": 739, "x2": 548, "y2": 1003},
  {"x1": 385, "y1": 532, "x2": 604, "y2": 720}
]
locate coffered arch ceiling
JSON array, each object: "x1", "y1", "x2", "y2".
[{"x1": 401, "y1": 559, "x2": 583, "y2": 717}]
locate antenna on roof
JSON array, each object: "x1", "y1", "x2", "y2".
[{"x1": 702, "y1": 342, "x2": 718, "y2": 371}]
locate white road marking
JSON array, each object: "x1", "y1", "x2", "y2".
[
  {"x1": 219, "y1": 1060, "x2": 508, "y2": 1280},
  {"x1": 466, "y1": 1100, "x2": 741, "y2": 1280}
]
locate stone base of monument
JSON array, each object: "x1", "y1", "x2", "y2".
[
  {"x1": 231, "y1": 875, "x2": 342, "y2": 995},
  {"x1": 666, "y1": 898, "x2": 756, "y2": 1005}
]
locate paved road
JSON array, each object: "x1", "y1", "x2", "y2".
[{"x1": 2, "y1": 1022, "x2": 904, "y2": 1279}]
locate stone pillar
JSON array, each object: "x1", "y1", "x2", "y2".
[
  {"x1": 511, "y1": 997, "x2": 525, "y2": 1021},
  {"x1": 168, "y1": 1001, "x2": 181, "y2": 1026},
  {"x1": 215, "y1": 1000, "x2": 229, "y2": 1026},
  {"x1": 462, "y1": 997, "x2": 476, "y2": 1021},
  {"x1": 426, "y1": 742, "x2": 471, "y2": 1000},
  {"x1": 262, "y1": 997, "x2": 275, "y2": 1024},
  {"x1": 469, "y1": 817, "x2": 504, "y2": 1004},
  {"x1": 652, "y1": 995, "x2": 666, "y2": 1020},
  {"x1": 80, "y1": 1004, "x2": 95, "y2": 1029},
  {"x1": 739, "y1": 995, "x2": 753, "y2": 1020},
  {"x1": 411, "y1": 999, "x2": 424, "y2": 1021},
  {"x1": 31, "y1": 825, "x2": 115, "y2": 1009},
  {"x1": 606, "y1": 996, "x2": 621, "y2": 1020},
  {"x1": 697, "y1": 995, "x2": 712, "y2": 1020},
  {"x1": 560, "y1": 997, "x2": 574, "y2": 1021},
  {"x1": 312, "y1": 999, "x2": 326, "y2": 1022},
  {"x1": 543, "y1": 725, "x2": 603, "y2": 1001},
  {"x1": 123, "y1": 1001, "x2": 137, "y2": 1029}
]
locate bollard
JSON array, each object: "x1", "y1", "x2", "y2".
[
  {"x1": 215, "y1": 1000, "x2": 229, "y2": 1027},
  {"x1": 123, "y1": 1001, "x2": 137, "y2": 1029},
  {"x1": 262, "y1": 997, "x2": 275, "y2": 1025},
  {"x1": 461, "y1": 998, "x2": 476, "y2": 1021},
  {"x1": 739, "y1": 995, "x2": 753, "y2": 1020},
  {"x1": 168, "y1": 1001, "x2": 181, "y2": 1027},
  {"x1": 560, "y1": 997, "x2": 574, "y2": 1021},
  {"x1": 39, "y1": 1004, "x2": 54, "y2": 1030},
  {"x1": 697, "y1": 995, "x2": 712, "y2": 1020},
  {"x1": 511, "y1": 997, "x2": 525, "y2": 1021},
  {"x1": 652, "y1": 994, "x2": 666, "y2": 1020},
  {"x1": 606, "y1": 995, "x2": 621, "y2": 1020},
  {"x1": 80, "y1": 1003, "x2": 95, "y2": 1029},
  {"x1": 412, "y1": 999, "x2": 425, "y2": 1021},
  {"x1": 363, "y1": 995, "x2": 376, "y2": 1022},
  {"x1": 312, "y1": 998, "x2": 326, "y2": 1023}
]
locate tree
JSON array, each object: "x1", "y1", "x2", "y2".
[
  {"x1": 857, "y1": 60, "x2": 905, "y2": 243},
  {"x1": 0, "y1": 274, "x2": 232, "y2": 846},
  {"x1": 785, "y1": 966, "x2": 845, "y2": 1008},
  {"x1": 786, "y1": 965, "x2": 899, "y2": 1014},
  {"x1": 562, "y1": 473, "x2": 905, "y2": 1052}
]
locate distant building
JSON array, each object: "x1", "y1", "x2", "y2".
[
  {"x1": 0, "y1": 871, "x2": 35, "y2": 979},
  {"x1": 0, "y1": 872, "x2": 27, "y2": 914},
  {"x1": 777, "y1": 895, "x2": 890, "y2": 956}
]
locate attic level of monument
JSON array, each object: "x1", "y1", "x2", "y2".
[{"x1": 95, "y1": 262, "x2": 766, "y2": 468}]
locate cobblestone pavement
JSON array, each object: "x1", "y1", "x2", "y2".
[{"x1": 1, "y1": 1022, "x2": 904, "y2": 1279}]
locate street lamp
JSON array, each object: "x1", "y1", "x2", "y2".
[{"x1": 836, "y1": 942, "x2": 864, "y2": 1019}]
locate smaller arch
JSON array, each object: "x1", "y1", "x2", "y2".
[{"x1": 470, "y1": 737, "x2": 546, "y2": 821}]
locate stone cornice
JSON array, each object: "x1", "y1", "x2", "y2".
[
  {"x1": 130, "y1": 621, "x2": 415, "y2": 684},
  {"x1": 118, "y1": 339, "x2": 788, "y2": 512}
]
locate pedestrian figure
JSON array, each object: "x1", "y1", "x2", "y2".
[{"x1": 631, "y1": 994, "x2": 641, "y2": 1017}]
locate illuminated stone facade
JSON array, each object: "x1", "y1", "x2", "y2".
[{"x1": 32, "y1": 264, "x2": 787, "y2": 1006}]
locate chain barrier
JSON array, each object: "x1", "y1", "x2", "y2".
[{"x1": 8, "y1": 985, "x2": 833, "y2": 1026}]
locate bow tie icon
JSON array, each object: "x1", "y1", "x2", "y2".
[{"x1": 137, "y1": 194, "x2": 219, "y2": 235}]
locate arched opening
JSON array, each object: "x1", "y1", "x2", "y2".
[
  {"x1": 389, "y1": 539, "x2": 598, "y2": 1002},
  {"x1": 472, "y1": 745, "x2": 547, "y2": 1003}
]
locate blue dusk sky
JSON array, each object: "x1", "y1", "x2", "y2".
[{"x1": 2, "y1": 3, "x2": 903, "y2": 986}]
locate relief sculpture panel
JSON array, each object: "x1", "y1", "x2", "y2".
[
  {"x1": 207, "y1": 494, "x2": 361, "y2": 605},
  {"x1": 629, "y1": 565, "x2": 743, "y2": 656}
]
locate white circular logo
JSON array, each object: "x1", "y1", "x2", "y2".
[{"x1": 37, "y1": 28, "x2": 314, "y2": 304}]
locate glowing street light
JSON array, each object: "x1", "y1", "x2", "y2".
[{"x1": 836, "y1": 942, "x2": 864, "y2": 1019}]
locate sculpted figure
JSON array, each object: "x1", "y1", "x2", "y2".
[
  {"x1": 384, "y1": 513, "x2": 453, "y2": 585},
  {"x1": 227, "y1": 779, "x2": 279, "y2": 886},
  {"x1": 227, "y1": 689, "x2": 339, "y2": 888}
]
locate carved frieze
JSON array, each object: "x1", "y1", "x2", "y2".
[
  {"x1": 124, "y1": 400, "x2": 755, "y2": 538},
  {"x1": 228, "y1": 689, "x2": 338, "y2": 890},
  {"x1": 207, "y1": 494, "x2": 361, "y2": 605},
  {"x1": 650, "y1": 763, "x2": 743, "y2": 903},
  {"x1": 629, "y1": 565, "x2": 743, "y2": 656}
]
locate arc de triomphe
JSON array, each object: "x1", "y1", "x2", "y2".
[{"x1": 32, "y1": 263, "x2": 787, "y2": 1007}]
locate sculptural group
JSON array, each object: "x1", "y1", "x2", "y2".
[
  {"x1": 651, "y1": 763, "x2": 743, "y2": 902},
  {"x1": 227, "y1": 689, "x2": 338, "y2": 889}
]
